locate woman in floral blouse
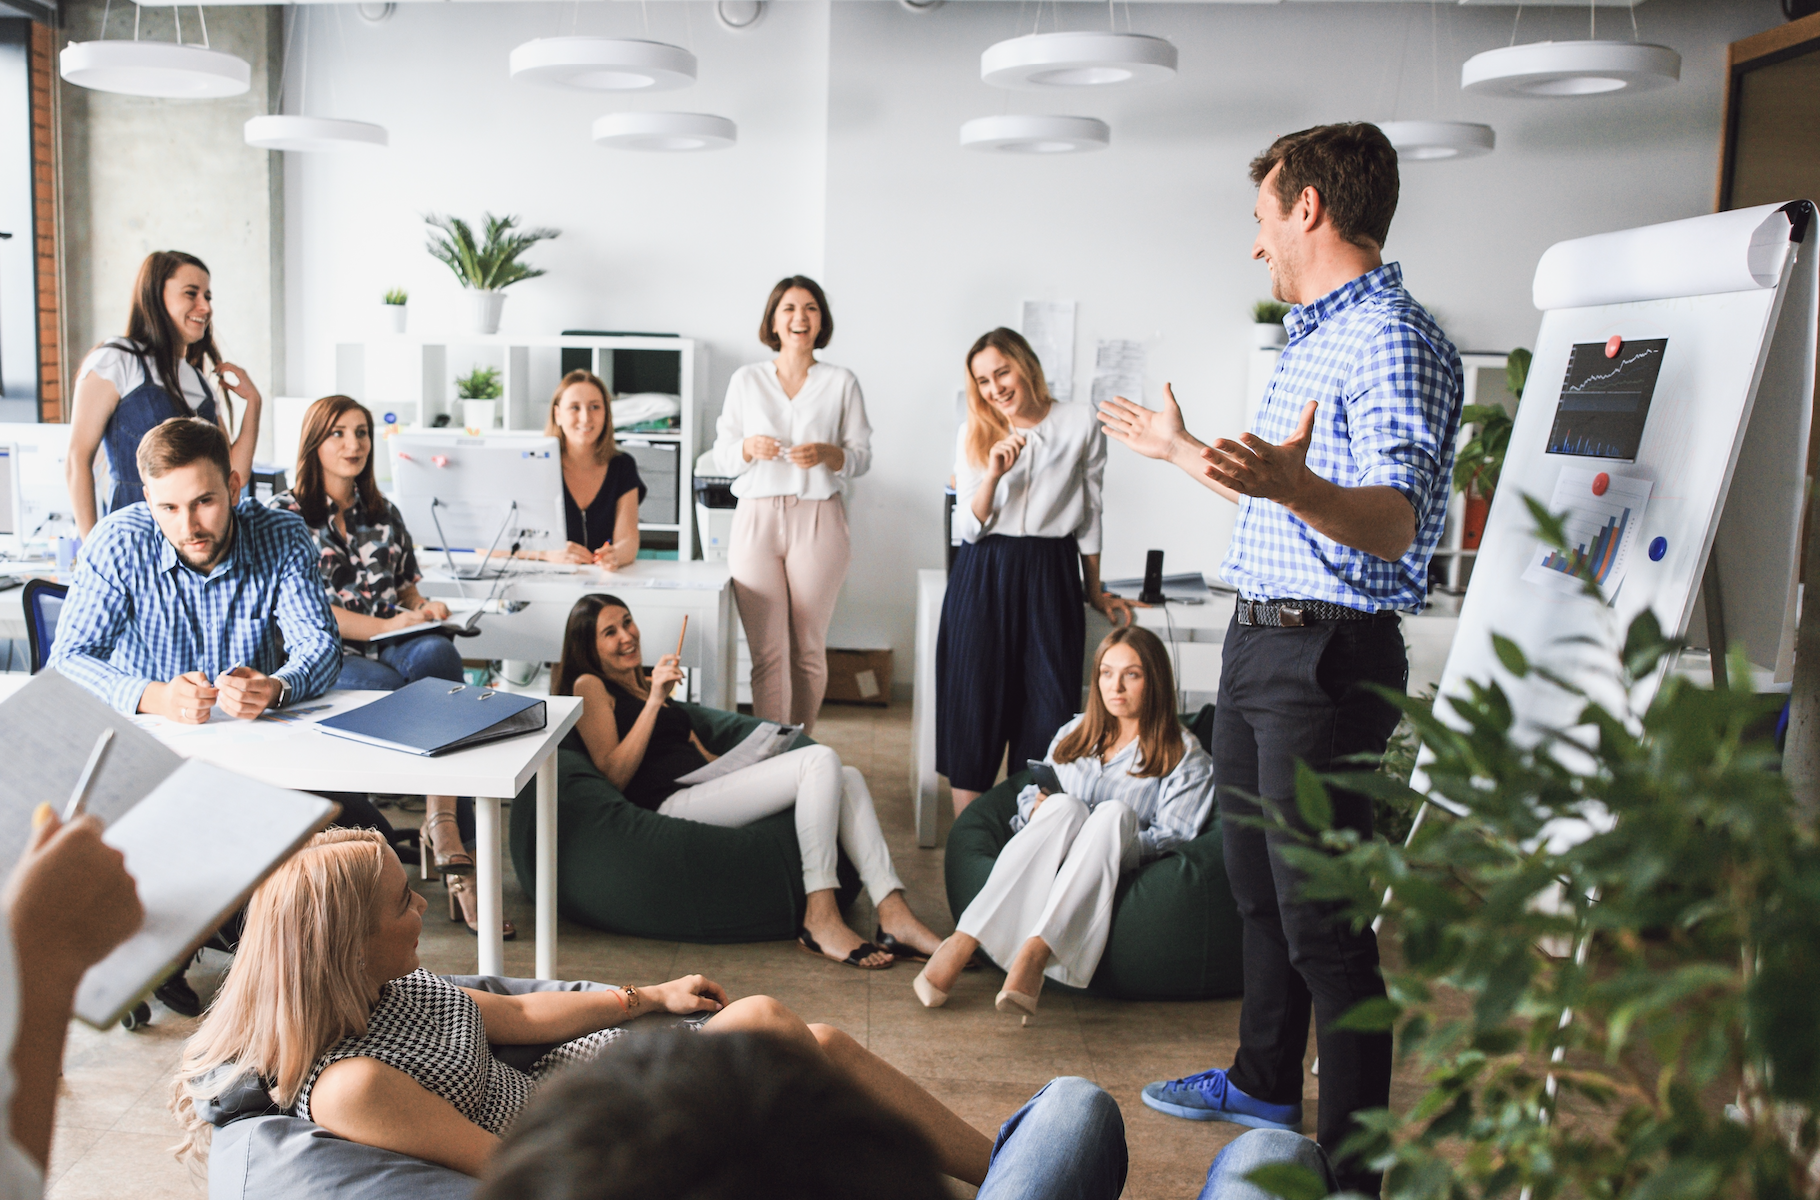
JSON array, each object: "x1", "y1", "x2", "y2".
[{"x1": 271, "y1": 394, "x2": 510, "y2": 938}]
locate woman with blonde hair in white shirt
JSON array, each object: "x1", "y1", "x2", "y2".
[
  {"x1": 917, "y1": 625, "x2": 1212, "y2": 1020},
  {"x1": 936, "y1": 327, "x2": 1137, "y2": 815},
  {"x1": 711, "y1": 276, "x2": 871, "y2": 732}
]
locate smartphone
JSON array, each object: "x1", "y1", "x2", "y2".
[{"x1": 1026, "y1": 760, "x2": 1063, "y2": 795}]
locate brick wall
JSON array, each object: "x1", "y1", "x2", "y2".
[{"x1": 29, "y1": 21, "x2": 61, "y2": 423}]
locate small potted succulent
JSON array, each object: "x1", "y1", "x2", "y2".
[
  {"x1": 424, "y1": 212, "x2": 560, "y2": 336},
  {"x1": 1452, "y1": 347, "x2": 1530, "y2": 549},
  {"x1": 1250, "y1": 299, "x2": 1291, "y2": 349},
  {"x1": 382, "y1": 287, "x2": 408, "y2": 334},
  {"x1": 455, "y1": 365, "x2": 503, "y2": 431}
]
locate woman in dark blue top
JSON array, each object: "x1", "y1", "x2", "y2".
[
  {"x1": 535, "y1": 369, "x2": 646, "y2": 567},
  {"x1": 66, "y1": 250, "x2": 264, "y2": 535}
]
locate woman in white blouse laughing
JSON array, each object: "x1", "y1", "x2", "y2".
[{"x1": 712, "y1": 276, "x2": 871, "y2": 732}]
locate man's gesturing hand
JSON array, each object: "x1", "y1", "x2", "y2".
[
  {"x1": 1098, "y1": 384, "x2": 1188, "y2": 462},
  {"x1": 1200, "y1": 400, "x2": 1318, "y2": 503}
]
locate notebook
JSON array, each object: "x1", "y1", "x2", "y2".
[
  {"x1": 317, "y1": 677, "x2": 547, "y2": 756},
  {"x1": 362, "y1": 608, "x2": 485, "y2": 645},
  {"x1": 0, "y1": 672, "x2": 340, "y2": 1028}
]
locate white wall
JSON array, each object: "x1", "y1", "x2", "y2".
[
  {"x1": 282, "y1": 0, "x2": 1784, "y2": 681},
  {"x1": 283, "y1": 1, "x2": 831, "y2": 414}
]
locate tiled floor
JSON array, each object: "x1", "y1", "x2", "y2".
[{"x1": 44, "y1": 702, "x2": 1323, "y2": 1199}]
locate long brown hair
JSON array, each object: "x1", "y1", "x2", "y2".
[
  {"x1": 552, "y1": 593, "x2": 631, "y2": 697},
  {"x1": 1053, "y1": 626, "x2": 1185, "y2": 779},
  {"x1": 545, "y1": 369, "x2": 619, "y2": 465},
  {"x1": 170, "y1": 829, "x2": 391, "y2": 1165},
  {"x1": 292, "y1": 395, "x2": 387, "y2": 527},
  {"x1": 962, "y1": 327, "x2": 1052, "y2": 470},
  {"x1": 115, "y1": 250, "x2": 229, "y2": 425}
]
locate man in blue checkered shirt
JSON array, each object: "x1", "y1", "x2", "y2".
[
  {"x1": 51, "y1": 417, "x2": 341, "y2": 722},
  {"x1": 1101, "y1": 123, "x2": 1462, "y2": 1196}
]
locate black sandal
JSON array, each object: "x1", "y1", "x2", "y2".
[
  {"x1": 798, "y1": 927, "x2": 894, "y2": 970},
  {"x1": 873, "y1": 928, "x2": 931, "y2": 963}
]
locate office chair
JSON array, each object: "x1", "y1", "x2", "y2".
[{"x1": 21, "y1": 578, "x2": 67, "y2": 673}]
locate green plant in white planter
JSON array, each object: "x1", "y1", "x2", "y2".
[
  {"x1": 1251, "y1": 299, "x2": 1292, "y2": 349},
  {"x1": 424, "y1": 213, "x2": 559, "y2": 336},
  {"x1": 382, "y1": 286, "x2": 408, "y2": 334},
  {"x1": 454, "y1": 364, "x2": 503, "y2": 431}
]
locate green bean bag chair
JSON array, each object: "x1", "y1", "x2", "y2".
[
  {"x1": 943, "y1": 728, "x2": 1244, "y2": 1000},
  {"x1": 509, "y1": 703, "x2": 859, "y2": 944}
]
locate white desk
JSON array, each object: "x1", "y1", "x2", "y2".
[
  {"x1": 418, "y1": 558, "x2": 737, "y2": 709},
  {"x1": 0, "y1": 677, "x2": 583, "y2": 979}
]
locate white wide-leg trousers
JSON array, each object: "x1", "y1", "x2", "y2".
[
  {"x1": 658, "y1": 744, "x2": 905, "y2": 905},
  {"x1": 955, "y1": 793, "x2": 1138, "y2": 988}
]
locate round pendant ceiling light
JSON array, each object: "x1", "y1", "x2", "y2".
[
  {"x1": 981, "y1": 32, "x2": 1176, "y2": 89},
  {"x1": 960, "y1": 114, "x2": 1110, "y2": 154},
  {"x1": 245, "y1": 115, "x2": 388, "y2": 152},
  {"x1": 592, "y1": 112, "x2": 736, "y2": 152},
  {"x1": 1461, "y1": 40, "x2": 1680, "y2": 98},
  {"x1": 510, "y1": 37, "x2": 697, "y2": 92},
  {"x1": 1380, "y1": 120, "x2": 1495, "y2": 162},
  {"x1": 59, "y1": 40, "x2": 250, "y2": 98}
]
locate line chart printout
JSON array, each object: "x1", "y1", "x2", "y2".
[
  {"x1": 1544, "y1": 338, "x2": 1668, "y2": 460},
  {"x1": 1522, "y1": 466, "x2": 1653, "y2": 600}
]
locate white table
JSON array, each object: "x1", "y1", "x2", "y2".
[
  {"x1": 0, "y1": 677, "x2": 583, "y2": 979},
  {"x1": 418, "y1": 557, "x2": 737, "y2": 709}
]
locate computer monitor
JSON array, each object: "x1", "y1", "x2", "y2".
[
  {"x1": 388, "y1": 432, "x2": 565, "y2": 576},
  {"x1": 0, "y1": 445, "x2": 20, "y2": 554},
  {"x1": 0, "y1": 422, "x2": 83, "y2": 550}
]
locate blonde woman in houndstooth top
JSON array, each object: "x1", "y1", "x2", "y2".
[{"x1": 169, "y1": 830, "x2": 993, "y2": 1184}]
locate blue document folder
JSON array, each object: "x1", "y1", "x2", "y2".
[{"x1": 318, "y1": 678, "x2": 547, "y2": 756}]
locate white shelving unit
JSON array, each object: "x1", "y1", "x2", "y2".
[
  {"x1": 1435, "y1": 353, "x2": 1515, "y2": 594},
  {"x1": 334, "y1": 333, "x2": 705, "y2": 560}
]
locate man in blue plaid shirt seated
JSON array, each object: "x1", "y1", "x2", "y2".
[
  {"x1": 1100, "y1": 122, "x2": 1463, "y2": 1196},
  {"x1": 51, "y1": 415, "x2": 341, "y2": 721}
]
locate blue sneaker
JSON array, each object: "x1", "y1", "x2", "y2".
[{"x1": 1141, "y1": 1067, "x2": 1303, "y2": 1131}]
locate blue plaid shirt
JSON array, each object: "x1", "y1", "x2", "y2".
[
  {"x1": 51, "y1": 500, "x2": 342, "y2": 714},
  {"x1": 1220, "y1": 263, "x2": 1463, "y2": 612}
]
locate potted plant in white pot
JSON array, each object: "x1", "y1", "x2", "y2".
[
  {"x1": 382, "y1": 287, "x2": 408, "y2": 334},
  {"x1": 424, "y1": 212, "x2": 560, "y2": 336},
  {"x1": 1250, "y1": 299, "x2": 1291, "y2": 349},
  {"x1": 455, "y1": 364, "x2": 503, "y2": 431}
]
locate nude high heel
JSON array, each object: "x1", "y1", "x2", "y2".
[
  {"x1": 995, "y1": 988, "x2": 1040, "y2": 1026},
  {"x1": 912, "y1": 969, "x2": 949, "y2": 1009}
]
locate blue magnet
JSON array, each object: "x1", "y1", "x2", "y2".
[
  {"x1": 384, "y1": 412, "x2": 398, "y2": 425},
  {"x1": 1648, "y1": 536, "x2": 1667, "y2": 562}
]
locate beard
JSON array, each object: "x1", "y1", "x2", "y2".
[{"x1": 171, "y1": 520, "x2": 233, "y2": 573}]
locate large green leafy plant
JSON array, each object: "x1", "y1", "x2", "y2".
[
  {"x1": 424, "y1": 212, "x2": 559, "y2": 292},
  {"x1": 1263, "y1": 502, "x2": 1820, "y2": 1200},
  {"x1": 1453, "y1": 349, "x2": 1531, "y2": 500}
]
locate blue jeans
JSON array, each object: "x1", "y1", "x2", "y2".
[
  {"x1": 1199, "y1": 1129, "x2": 1336, "y2": 1200},
  {"x1": 335, "y1": 633, "x2": 466, "y2": 689},
  {"x1": 977, "y1": 1077, "x2": 1127, "y2": 1200}
]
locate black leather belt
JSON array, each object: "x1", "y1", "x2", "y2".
[{"x1": 1235, "y1": 598, "x2": 1393, "y2": 628}]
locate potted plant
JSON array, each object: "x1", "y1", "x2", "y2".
[
  {"x1": 455, "y1": 365, "x2": 503, "y2": 431},
  {"x1": 382, "y1": 287, "x2": 408, "y2": 334},
  {"x1": 1251, "y1": 299, "x2": 1292, "y2": 349},
  {"x1": 1451, "y1": 348, "x2": 1530, "y2": 550},
  {"x1": 424, "y1": 212, "x2": 560, "y2": 336}
]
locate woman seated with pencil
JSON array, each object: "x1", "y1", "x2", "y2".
[
  {"x1": 553, "y1": 593, "x2": 942, "y2": 970},
  {"x1": 169, "y1": 829, "x2": 994, "y2": 1185}
]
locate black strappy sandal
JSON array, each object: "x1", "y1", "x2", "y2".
[
  {"x1": 798, "y1": 927, "x2": 894, "y2": 970},
  {"x1": 873, "y1": 927, "x2": 931, "y2": 963}
]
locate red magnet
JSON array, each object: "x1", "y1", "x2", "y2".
[
  {"x1": 432, "y1": 455, "x2": 450, "y2": 468},
  {"x1": 1592, "y1": 472, "x2": 1610, "y2": 496},
  {"x1": 1605, "y1": 335, "x2": 1623, "y2": 358}
]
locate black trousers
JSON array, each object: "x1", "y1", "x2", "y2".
[{"x1": 1214, "y1": 613, "x2": 1406, "y2": 1196}]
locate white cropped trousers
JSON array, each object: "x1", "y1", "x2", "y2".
[
  {"x1": 657, "y1": 744, "x2": 905, "y2": 905},
  {"x1": 955, "y1": 794, "x2": 1139, "y2": 989}
]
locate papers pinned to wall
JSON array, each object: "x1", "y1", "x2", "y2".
[
  {"x1": 1520, "y1": 466, "x2": 1653, "y2": 602},
  {"x1": 1020, "y1": 300, "x2": 1076, "y2": 402},
  {"x1": 1090, "y1": 339, "x2": 1146, "y2": 412}
]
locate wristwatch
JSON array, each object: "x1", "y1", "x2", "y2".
[
  {"x1": 620, "y1": 984, "x2": 640, "y2": 1015},
  {"x1": 274, "y1": 676, "x2": 291, "y2": 710}
]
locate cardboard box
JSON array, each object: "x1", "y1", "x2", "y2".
[{"x1": 823, "y1": 649, "x2": 893, "y2": 707}]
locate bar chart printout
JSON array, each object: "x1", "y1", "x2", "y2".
[
  {"x1": 1522, "y1": 466, "x2": 1654, "y2": 600},
  {"x1": 1544, "y1": 338, "x2": 1669, "y2": 460}
]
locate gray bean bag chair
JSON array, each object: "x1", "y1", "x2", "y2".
[{"x1": 203, "y1": 974, "x2": 681, "y2": 1200}]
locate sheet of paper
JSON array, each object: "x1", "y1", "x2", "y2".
[
  {"x1": 1521, "y1": 467, "x2": 1653, "y2": 601},
  {"x1": 1089, "y1": 339, "x2": 1146, "y2": 412},
  {"x1": 674, "y1": 722, "x2": 802, "y2": 785},
  {"x1": 76, "y1": 758, "x2": 337, "y2": 1027},
  {"x1": 1020, "y1": 301, "x2": 1076, "y2": 402}
]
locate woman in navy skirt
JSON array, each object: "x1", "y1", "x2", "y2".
[{"x1": 937, "y1": 328, "x2": 1135, "y2": 814}]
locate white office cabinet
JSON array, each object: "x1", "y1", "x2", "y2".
[{"x1": 335, "y1": 333, "x2": 704, "y2": 561}]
